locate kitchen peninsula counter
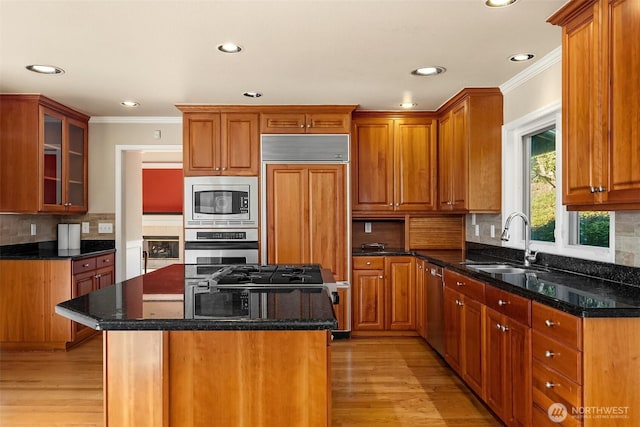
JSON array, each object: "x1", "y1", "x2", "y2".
[{"x1": 55, "y1": 264, "x2": 335, "y2": 427}]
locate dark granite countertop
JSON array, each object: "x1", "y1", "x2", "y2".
[
  {"x1": 0, "y1": 240, "x2": 116, "y2": 260},
  {"x1": 55, "y1": 264, "x2": 338, "y2": 331},
  {"x1": 353, "y1": 245, "x2": 640, "y2": 318}
]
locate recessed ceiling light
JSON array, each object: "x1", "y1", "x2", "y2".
[
  {"x1": 400, "y1": 103, "x2": 417, "y2": 109},
  {"x1": 509, "y1": 53, "x2": 535, "y2": 62},
  {"x1": 485, "y1": 0, "x2": 517, "y2": 7},
  {"x1": 243, "y1": 92, "x2": 262, "y2": 98},
  {"x1": 26, "y1": 64, "x2": 65, "y2": 74},
  {"x1": 120, "y1": 101, "x2": 140, "y2": 107},
  {"x1": 411, "y1": 66, "x2": 446, "y2": 76},
  {"x1": 217, "y1": 43, "x2": 243, "y2": 53}
]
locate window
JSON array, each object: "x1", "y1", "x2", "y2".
[{"x1": 502, "y1": 102, "x2": 614, "y2": 263}]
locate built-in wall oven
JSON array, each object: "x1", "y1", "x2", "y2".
[{"x1": 184, "y1": 228, "x2": 259, "y2": 265}]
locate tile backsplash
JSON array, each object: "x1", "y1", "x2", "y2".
[{"x1": 0, "y1": 213, "x2": 115, "y2": 246}]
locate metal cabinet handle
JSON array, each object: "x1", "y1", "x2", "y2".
[
  {"x1": 598, "y1": 186, "x2": 606, "y2": 192},
  {"x1": 498, "y1": 299, "x2": 509, "y2": 306},
  {"x1": 545, "y1": 350, "x2": 555, "y2": 358},
  {"x1": 300, "y1": 124, "x2": 305, "y2": 128},
  {"x1": 496, "y1": 323, "x2": 502, "y2": 330},
  {"x1": 502, "y1": 325, "x2": 509, "y2": 332},
  {"x1": 456, "y1": 281, "x2": 465, "y2": 287},
  {"x1": 545, "y1": 381, "x2": 555, "y2": 389},
  {"x1": 395, "y1": 203, "x2": 399, "y2": 207},
  {"x1": 222, "y1": 167, "x2": 227, "y2": 171},
  {"x1": 379, "y1": 275, "x2": 383, "y2": 279},
  {"x1": 389, "y1": 203, "x2": 393, "y2": 206},
  {"x1": 215, "y1": 167, "x2": 220, "y2": 171},
  {"x1": 83, "y1": 263, "x2": 90, "y2": 267},
  {"x1": 544, "y1": 319, "x2": 556, "y2": 328},
  {"x1": 103, "y1": 259, "x2": 110, "y2": 263},
  {"x1": 306, "y1": 124, "x2": 311, "y2": 128},
  {"x1": 95, "y1": 273, "x2": 101, "y2": 279},
  {"x1": 366, "y1": 261, "x2": 371, "y2": 265},
  {"x1": 590, "y1": 186, "x2": 596, "y2": 193}
]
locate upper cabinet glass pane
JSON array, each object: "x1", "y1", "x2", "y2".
[
  {"x1": 43, "y1": 114, "x2": 63, "y2": 205},
  {"x1": 67, "y1": 122, "x2": 85, "y2": 207}
]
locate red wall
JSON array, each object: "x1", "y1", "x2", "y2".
[{"x1": 142, "y1": 169, "x2": 183, "y2": 214}]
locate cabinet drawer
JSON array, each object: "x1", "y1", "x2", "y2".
[
  {"x1": 97, "y1": 253, "x2": 115, "y2": 268},
  {"x1": 532, "y1": 360, "x2": 582, "y2": 410},
  {"x1": 444, "y1": 270, "x2": 485, "y2": 303},
  {"x1": 533, "y1": 331, "x2": 582, "y2": 384},
  {"x1": 73, "y1": 257, "x2": 96, "y2": 274},
  {"x1": 485, "y1": 285, "x2": 531, "y2": 326},
  {"x1": 533, "y1": 302, "x2": 582, "y2": 350},
  {"x1": 533, "y1": 405, "x2": 580, "y2": 427},
  {"x1": 353, "y1": 257, "x2": 384, "y2": 270}
]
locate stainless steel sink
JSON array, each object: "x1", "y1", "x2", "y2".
[{"x1": 462, "y1": 263, "x2": 548, "y2": 275}]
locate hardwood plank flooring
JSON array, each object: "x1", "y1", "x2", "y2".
[{"x1": 0, "y1": 335, "x2": 501, "y2": 426}]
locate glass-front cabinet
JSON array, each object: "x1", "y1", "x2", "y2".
[{"x1": 40, "y1": 106, "x2": 88, "y2": 212}]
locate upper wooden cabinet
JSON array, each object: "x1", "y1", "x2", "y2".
[
  {"x1": 352, "y1": 114, "x2": 438, "y2": 213},
  {"x1": 437, "y1": 88, "x2": 503, "y2": 213},
  {"x1": 549, "y1": 0, "x2": 640, "y2": 210},
  {"x1": 260, "y1": 107, "x2": 355, "y2": 134},
  {"x1": 180, "y1": 111, "x2": 259, "y2": 176},
  {"x1": 0, "y1": 95, "x2": 89, "y2": 214}
]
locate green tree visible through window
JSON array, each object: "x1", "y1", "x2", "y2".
[{"x1": 528, "y1": 128, "x2": 556, "y2": 242}]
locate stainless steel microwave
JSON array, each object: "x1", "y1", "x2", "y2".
[{"x1": 184, "y1": 176, "x2": 258, "y2": 228}]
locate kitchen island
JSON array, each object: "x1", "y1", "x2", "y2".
[{"x1": 55, "y1": 264, "x2": 337, "y2": 427}]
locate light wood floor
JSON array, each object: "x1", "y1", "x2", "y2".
[{"x1": 0, "y1": 335, "x2": 501, "y2": 426}]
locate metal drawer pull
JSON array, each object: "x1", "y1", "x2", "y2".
[
  {"x1": 545, "y1": 350, "x2": 555, "y2": 358},
  {"x1": 545, "y1": 381, "x2": 555, "y2": 389},
  {"x1": 103, "y1": 259, "x2": 110, "y2": 263},
  {"x1": 366, "y1": 261, "x2": 371, "y2": 265},
  {"x1": 544, "y1": 319, "x2": 555, "y2": 328},
  {"x1": 83, "y1": 263, "x2": 90, "y2": 267},
  {"x1": 496, "y1": 323, "x2": 502, "y2": 330},
  {"x1": 498, "y1": 299, "x2": 510, "y2": 306},
  {"x1": 501, "y1": 325, "x2": 509, "y2": 332},
  {"x1": 456, "y1": 281, "x2": 465, "y2": 287}
]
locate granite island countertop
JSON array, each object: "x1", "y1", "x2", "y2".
[
  {"x1": 55, "y1": 264, "x2": 338, "y2": 331},
  {"x1": 353, "y1": 246, "x2": 640, "y2": 318}
]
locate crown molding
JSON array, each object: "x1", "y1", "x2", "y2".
[
  {"x1": 89, "y1": 116, "x2": 182, "y2": 124},
  {"x1": 500, "y1": 46, "x2": 562, "y2": 95}
]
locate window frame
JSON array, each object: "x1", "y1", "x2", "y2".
[{"x1": 502, "y1": 101, "x2": 615, "y2": 263}]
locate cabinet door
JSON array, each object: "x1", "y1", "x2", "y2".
[
  {"x1": 306, "y1": 113, "x2": 350, "y2": 134},
  {"x1": 260, "y1": 113, "x2": 306, "y2": 133},
  {"x1": 352, "y1": 269, "x2": 385, "y2": 330},
  {"x1": 485, "y1": 308, "x2": 510, "y2": 422},
  {"x1": 351, "y1": 118, "x2": 395, "y2": 211},
  {"x1": 220, "y1": 113, "x2": 259, "y2": 175},
  {"x1": 562, "y1": 3, "x2": 602, "y2": 205},
  {"x1": 438, "y1": 112, "x2": 454, "y2": 209},
  {"x1": 449, "y1": 101, "x2": 468, "y2": 210},
  {"x1": 96, "y1": 265, "x2": 115, "y2": 289},
  {"x1": 40, "y1": 106, "x2": 66, "y2": 212},
  {"x1": 444, "y1": 286, "x2": 463, "y2": 373},
  {"x1": 308, "y1": 165, "x2": 347, "y2": 281},
  {"x1": 72, "y1": 270, "x2": 96, "y2": 338},
  {"x1": 65, "y1": 117, "x2": 88, "y2": 212},
  {"x1": 394, "y1": 118, "x2": 437, "y2": 211},
  {"x1": 605, "y1": 0, "x2": 640, "y2": 204},
  {"x1": 266, "y1": 165, "x2": 308, "y2": 264},
  {"x1": 509, "y1": 319, "x2": 532, "y2": 427},
  {"x1": 386, "y1": 257, "x2": 415, "y2": 330},
  {"x1": 183, "y1": 113, "x2": 221, "y2": 176},
  {"x1": 462, "y1": 296, "x2": 484, "y2": 396},
  {"x1": 415, "y1": 260, "x2": 427, "y2": 339}
]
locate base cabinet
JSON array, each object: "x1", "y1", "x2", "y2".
[{"x1": 352, "y1": 256, "x2": 416, "y2": 332}]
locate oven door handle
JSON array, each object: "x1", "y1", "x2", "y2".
[{"x1": 184, "y1": 241, "x2": 259, "y2": 250}]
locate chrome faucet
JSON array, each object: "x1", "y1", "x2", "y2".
[{"x1": 501, "y1": 211, "x2": 537, "y2": 267}]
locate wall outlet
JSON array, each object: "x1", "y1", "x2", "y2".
[
  {"x1": 364, "y1": 222, "x2": 372, "y2": 233},
  {"x1": 474, "y1": 224, "x2": 480, "y2": 236},
  {"x1": 82, "y1": 222, "x2": 90, "y2": 234},
  {"x1": 30, "y1": 223, "x2": 37, "y2": 236},
  {"x1": 98, "y1": 223, "x2": 113, "y2": 233}
]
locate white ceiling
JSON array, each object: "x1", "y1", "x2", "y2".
[{"x1": 0, "y1": 0, "x2": 566, "y2": 117}]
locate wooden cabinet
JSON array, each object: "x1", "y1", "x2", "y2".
[
  {"x1": 351, "y1": 114, "x2": 438, "y2": 213},
  {"x1": 437, "y1": 89, "x2": 503, "y2": 213},
  {"x1": 352, "y1": 257, "x2": 385, "y2": 330},
  {"x1": 266, "y1": 164, "x2": 347, "y2": 280},
  {"x1": 0, "y1": 253, "x2": 115, "y2": 350},
  {"x1": 549, "y1": 0, "x2": 640, "y2": 210},
  {"x1": 181, "y1": 112, "x2": 259, "y2": 176},
  {"x1": 72, "y1": 253, "x2": 116, "y2": 342},
  {"x1": 0, "y1": 95, "x2": 89, "y2": 213},
  {"x1": 484, "y1": 287, "x2": 532, "y2": 427},
  {"x1": 260, "y1": 109, "x2": 352, "y2": 134},
  {"x1": 415, "y1": 259, "x2": 428, "y2": 339},
  {"x1": 443, "y1": 269, "x2": 485, "y2": 396},
  {"x1": 352, "y1": 256, "x2": 415, "y2": 332}
]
